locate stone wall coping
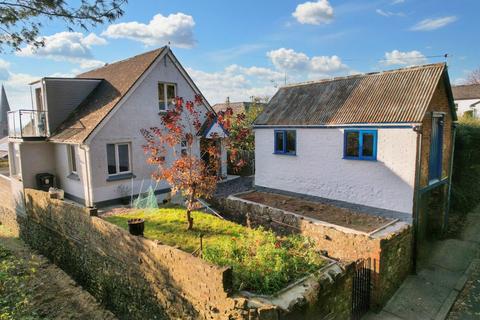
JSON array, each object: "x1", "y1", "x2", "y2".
[
  {"x1": 239, "y1": 260, "x2": 345, "y2": 312},
  {"x1": 229, "y1": 191, "x2": 410, "y2": 239}
]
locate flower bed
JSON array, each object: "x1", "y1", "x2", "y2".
[{"x1": 104, "y1": 207, "x2": 325, "y2": 295}]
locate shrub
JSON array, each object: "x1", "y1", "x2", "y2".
[
  {"x1": 451, "y1": 117, "x2": 480, "y2": 213},
  {"x1": 204, "y1": 228, "x2": 323, "y2": 294}
]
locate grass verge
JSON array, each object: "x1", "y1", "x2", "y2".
[{"x1": 105, "y1": 208, "x2": 325, "y2": 295}]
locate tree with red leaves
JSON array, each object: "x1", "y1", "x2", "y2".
[{"x1": 141, "y1": 95, "x2": 220, "y2": 230}]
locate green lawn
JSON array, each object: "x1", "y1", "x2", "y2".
[{"x1": 105, "y1": 208, "x2": 325, "y2": 294}]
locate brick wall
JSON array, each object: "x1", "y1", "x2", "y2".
[
  {"x1": 0, "y1": 188, "x2": 355, "y2": 320},
  {"x1": 216, "y1": 195, "x2": 412, "y2": 310}
]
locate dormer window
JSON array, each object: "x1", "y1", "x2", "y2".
[{"x1": 158, "y1": 82, "x2": 176, "y2": 112}]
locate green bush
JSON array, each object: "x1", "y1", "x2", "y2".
[
  {"x1": 451, "y1": 117, "x2": 480, "y2": 213},
  {"x1": 203, "y1": 229, "x2": 324, "y2": 294}
]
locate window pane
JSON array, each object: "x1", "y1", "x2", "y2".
[
  {"x1": 362, "y1": 133, "x2": 374, "y2": 157},
  {"x1": 345, "y1": 132, "x2": 359, "y2": 157},
  {"x1": 69, "y1": 145, "x2": 77, "y2": 172},
  {"x1": 35, "y1": 88, "x2": 43, "y2": 110},
  {"x1": 167, "y1": 84, "x2": 175, "y2": 103},
  {"x1": 275, "y1": 131, "x2": 284, "y2": 153},
  {"x1": 158, "y1": 83, "x2": 165, "y2": 110},
  {"x1": 118, "y1": 144, "x2": 130, "y2": 172},
  {"x1": 107, "y1": 144, "x2": 117, "y2": 174},
  {"x1": 286, "y1": 131, "x2": 296, "y2": 154}
]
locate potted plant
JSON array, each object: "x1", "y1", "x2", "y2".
[{"x1": 127, "y1": 218, "x2": 145, "y2": 236}]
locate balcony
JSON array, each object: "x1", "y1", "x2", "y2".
[{"x1": 8, "y1": 110, "x2": 48, "y2": 139}]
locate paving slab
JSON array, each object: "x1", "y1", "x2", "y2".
[
  {"x1": 383, "y1": 275, "x2": 452, "y2": 320},
  {"x1": 422, "y1": 239, "x2": 477, "y2": 273},
  {"x1": 363, "y1": 310, "x2": 403, "y2": 320}
]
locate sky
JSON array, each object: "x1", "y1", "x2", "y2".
[{"x1": 0, "y1": 0, "x2": 479, "y2": 108}]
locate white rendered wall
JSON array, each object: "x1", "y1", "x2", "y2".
[
  {"x1": 87, "y1": 54, "x2": 209, "y2": 204},
  {"x1": 255, "y1": 128, "x2": 417, "y2": 214},
  {"x1": 455, "y1": 99, "x2": 480, "y2": 117},
  {"x1": 53, "y1": 143, "x2": 87, "y2": 203}
]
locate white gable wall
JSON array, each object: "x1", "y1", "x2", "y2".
[
  {"x1": 255, "y1": 127, "x2": 417, "y2": 214},
  {"x1": 87, "y1": 54, "x2": 207, "y2": 204},
  {"x1": 455, "y1": 98, "x2": 480, "y2": 117}
]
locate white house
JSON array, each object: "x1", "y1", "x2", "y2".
[
  {"x1": 452, "y1": 84, "x2": 480, "y2": 118},
  {"x1": 254, "y1": 63, "x2": 456, "y2": 229},
  {"x1": 7, "y1": 47, "x2": 227, "y2": 208}
]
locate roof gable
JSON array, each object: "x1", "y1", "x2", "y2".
[
  {"x1": 49, "y1": 47, "x2": 166, "y2": 143},
  {"x1": 255, "y1": 63, "x2": 447, "y2": 126}
]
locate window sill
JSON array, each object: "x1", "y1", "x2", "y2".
[
  {"x1": 106, "y1": 173, "x2": 136, "y2": 182},
  {"x1": 67, "y1": 173, "x2": 80, "y2": 181},
  {"x1": 273, "y1": 152, "x2": 296, "y2": 156},
  {"x1": 342, "y1": 157, "x2": 377, "y2": 161}
]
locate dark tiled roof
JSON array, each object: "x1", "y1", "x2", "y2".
[
  {"x1": 452, "y1": 84, "x2": 480, "y2": 100},
  {"x1": 255, "y1": 63, "x2": 448, "y2": 126},
  {"x1": 49, "y1": 47, "x2": 166, "y2": 143}
]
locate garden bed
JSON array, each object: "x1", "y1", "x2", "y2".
[
  {"x1": 238, "y1": 191, "x2": 393, "y2": 233},
  {"x1": 104, "y1": 207, "x2": 326, "y2": 295}
]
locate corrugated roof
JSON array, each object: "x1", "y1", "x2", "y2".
[
  {"x1": 255, "y1": 63, "x2": 447, "y2": 126},
  {"x1": 49, "y1": 47, "x2": 166, "y2": 143},
  {"x1": 452, "y1": 84, "x2": 480, "y2": 100}
]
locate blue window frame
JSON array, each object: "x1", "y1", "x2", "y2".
[
  {"x1": 343, "y1": 129, "x2": 377, "y2": 161},
  {"x1": 428, "y1": 115, "x2": 444, "y2": 182},
  {"x1": 274, "y1": 130, "x2": 296, "y2": 155}
]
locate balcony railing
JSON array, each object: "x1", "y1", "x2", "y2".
[{"x1": 8, "y1": 110, "x2": 48, "y2": 138}]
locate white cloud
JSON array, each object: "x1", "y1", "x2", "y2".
[
  {"x1": 17, "y1": 31, "x2": 107, "y2": 69},
  {"x1": 391, "y1": 0, "x2": 405, "y2": 4},
  {"x1": 0, "y1": 59, "x2": 10, "y2": 80},
  {"x1": 102, "y1": 13, "x2": 195, "y2": 48},
  {"x1": 411, "y1": 16, "x2": 457, "y2": 31},
  {"x1": 267, "y1": 48, "x2": 310, "y2": 71},
  {"x1": 267, "y1": 48, "x2": 348, "y2": 75},
  {"x1": 383, "y1": 50, "x2": 427, "y2": 66},
  {"x1": 189, "y1": 48, "x2": 350, "y2": 104},
  {"x1": 292, "y1": 0, "x2": 334, "y2": 25},
  {"x1": 376, "y1": 9, "x2": 405, "y2": 17}
]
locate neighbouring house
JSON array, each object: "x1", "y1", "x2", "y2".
[
  {"x1": 212, "y1": 99, "x2": 266, "y2": 115},
  {"x1": 452, "y1": 83, "x2": 480, "y2": 118},
  {"x1": 254, "y1": 63, "x2": 456, "y2": 238},
  {"x1": 7, "y1": 47, "x2": 227, "y2": 208},
  {"x1": 0, "y1": 84, "x2": 10, "y2": 138}
]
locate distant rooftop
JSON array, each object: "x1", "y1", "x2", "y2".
[{"x1": 452, "y1": 84, "x2": 480, "y2": 100}]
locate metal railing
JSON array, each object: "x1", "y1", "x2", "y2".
[{"x1": 7, "y1": 110, "x2": 48, "y2": 138}]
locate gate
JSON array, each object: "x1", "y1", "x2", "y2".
[{"x1": 351, "y1": 258, "x2": 372, "y2": 320}]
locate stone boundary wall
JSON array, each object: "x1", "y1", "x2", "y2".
[
  {"x1": 215, "y1": 194, "x2": 413, "y2": 309},
  {"x1": 0, "y1": 188, "x2": 356, "y2": 320}
]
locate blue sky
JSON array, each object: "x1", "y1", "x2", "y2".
[{"x1": 1, "y1": 0, "x2": 478, "y2": 107}]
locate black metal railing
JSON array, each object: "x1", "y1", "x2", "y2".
[
  {"x1": 351, "y1": 258, "x2": 372, "y2": 320},
  {"x1": 7, "y1": 110, "x2": 48, "y2": 138}
]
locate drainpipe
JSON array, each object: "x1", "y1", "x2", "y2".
[
  {"x1": 80, "y1": 144, "x2": 94, "y2": 208},
  {"x1": 412, "y1": 124, "x2": 423, "y2": 274},
  {"x1": 444, "y1": 122, "x2": 457, "y2": 232}
]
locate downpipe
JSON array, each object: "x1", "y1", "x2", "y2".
[
  {"x1": 80, "y1": 144, "x2": 94, "y2": 208},
  {"x1": 412, "y1": 125, "x2": 423, "y2": 274}
]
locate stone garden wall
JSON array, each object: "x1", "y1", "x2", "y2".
[
  {"x1": 215, "y1": 194, "x2": 413, "y2": 309},
  {"x1": 0, "y1": 188, "x2": 355, "y2": 320}
]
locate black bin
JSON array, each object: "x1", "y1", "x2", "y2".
[{"x1": 36, "y1": 173, "x2": 55, "y2": 192}]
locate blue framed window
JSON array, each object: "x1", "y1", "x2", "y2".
[
  {"x1": 274, "y1": 130, "x2": 296, "y2": 155},
  {"x1": 343, "y1": 129, "x2": 377, "y2": 160}
]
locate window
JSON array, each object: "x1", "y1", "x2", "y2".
[
  {"x1": 343, "y1": 130, "x2": 377, "y2": 160},
  {"x1": 180, "y1": 140, "x2": 188, "y2": 156},
  {"x1": 107, "y1": 143, "x2": 131, "y2": 176},
  {"x1": 274, "y1": 130, "x2": 296, "y2": 155},
  {"x1": 68, "y1": 145, "x2": 77, "y2": 174},
  {"x1": 158, "y1": 82, "x2": 176, "y2": 111},
  {"x1": 35, "y1": 88, "x2": 43, "y2": 111}
]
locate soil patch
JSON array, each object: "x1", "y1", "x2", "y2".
[{"x1": 238, "y1": 191, "x2": 392, "y2": 233}]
